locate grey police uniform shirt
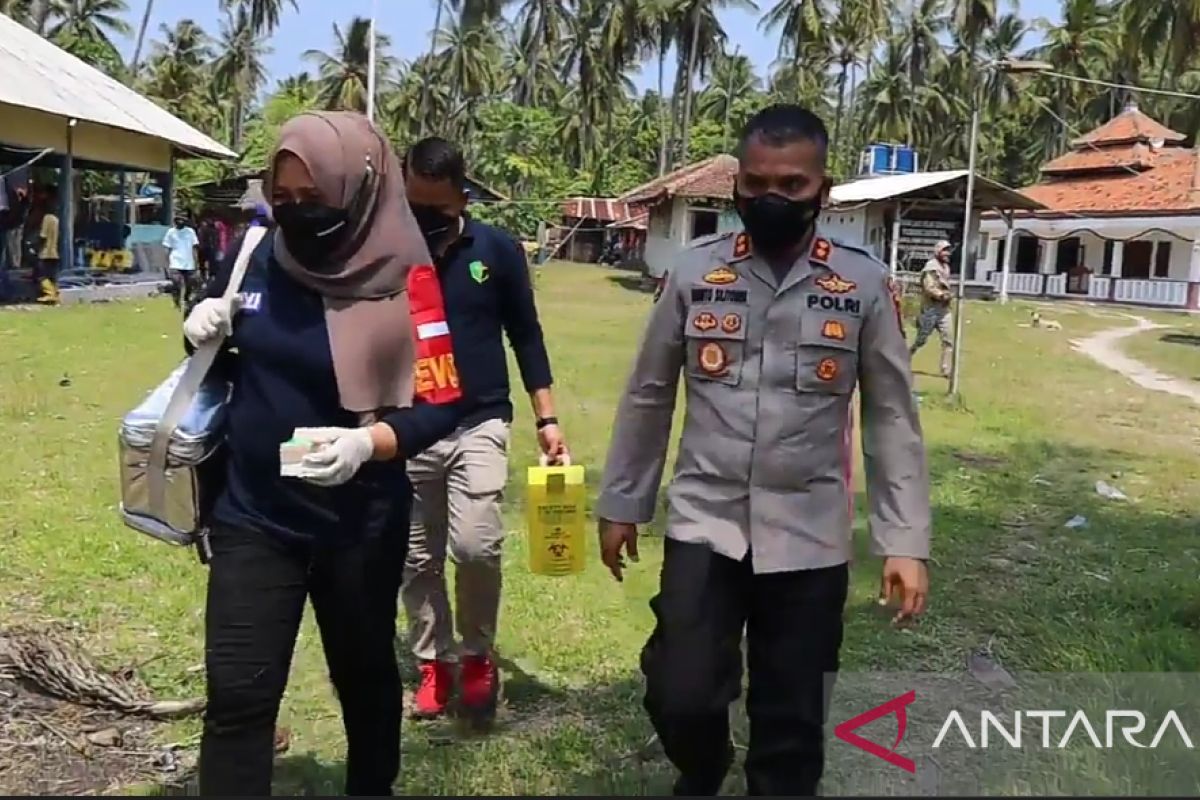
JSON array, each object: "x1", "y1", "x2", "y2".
[{"x1": 596, "y1": 229, "x2": 932, "y2": 574}]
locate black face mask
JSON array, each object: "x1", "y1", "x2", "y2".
[
  {"x1": 272, "y1": 201, "x2": 350, "y2": 269},
  {"x1": 410, "y1": 204, "x2": 457, "y2": 250},
  {"x1": 733, "y1": 188, "x2": 823, "y2": 254}
]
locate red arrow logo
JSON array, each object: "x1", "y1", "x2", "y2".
[{"x1": 833, "y1": 690, "x2": 917, "y2": 773}]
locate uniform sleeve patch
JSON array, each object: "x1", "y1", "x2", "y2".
[
  {"x1": 887, "y1": 277, "x2": 904, "y2": 330},
  {"x1": 703, "y1": 266, "x2": 739, "y2": 285},
  {"x1": 654, "y1": 274, "x2": 667, "y2": 302}
]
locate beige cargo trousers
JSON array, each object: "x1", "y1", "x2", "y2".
[{"x1": 402, "y1": 418, "x2": 511, "y2": 661}]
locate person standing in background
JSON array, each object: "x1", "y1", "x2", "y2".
[
  {"x1": 400, "y1": 136, "x2": 567, "y2": 726},
  {"x1": 162, "y1": 214, "x2": 201, "y2": 309},
  {"x1": 909, "y1": 239, "x2": 955, "y2": 377},
  {"x1": 35, "y1": 186, "x2": 60, "y2": 305}
]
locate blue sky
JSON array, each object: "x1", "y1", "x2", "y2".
[{"x1": 118, "y1": 0, "x2": 1064, "y2": 93}]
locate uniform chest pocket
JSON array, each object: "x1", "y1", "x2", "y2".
[
  {"x1": 684, "y1": 305, "x2": 747, "y2": 386},
  {"x1": 796, "y1": 313, "x2": 860, "y2": 395}
]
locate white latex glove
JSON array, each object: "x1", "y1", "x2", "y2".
[
  {"x1": 183, "y1": 297, "x2": 238, "y2": 346},
  {"x1": 292, "y1": 426, "x2": 375, "y2": 488}
]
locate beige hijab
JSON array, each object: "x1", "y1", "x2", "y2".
[{"x1": 267, "y1": 111, "x2": 434, "y2": 414}]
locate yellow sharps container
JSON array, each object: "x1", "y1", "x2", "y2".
[{"x1": 525, "y1": 462, "x2": 587, "y2": 576}]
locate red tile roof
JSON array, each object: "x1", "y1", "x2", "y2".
[
  {"x1": 620, "y1": 154, "x2": 738, "y2": 205},
  {"x1": 1070, "y1": 103, "x2": 1186, "y2": 147},
  {"x1": 1017, "y1": 105, "x2": 1200, "y2": 215},
  {"x1": 1022, "y1": 147, "x2": 1200, "y2": 214},
  {"x1": 1040, "y1": 143, "x2": 1158, "y2": 175},
  {"x1": 561, "y1": 197, "x2": 633, "y2": 222}
]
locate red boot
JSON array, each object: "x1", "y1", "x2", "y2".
[
  {"x1": 459, "y1": 654, "x2": 500, "y2": 725},
  {"x1": 411, "y1": 660, "x2": 454, "y2": 719}
]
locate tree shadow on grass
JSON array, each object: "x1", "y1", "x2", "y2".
[
  {"x1": 605, "y1": 274, "x2": 654, "y2": 294},
  {"x1": 1160, "y1": 333, "x2": 1200, "y2": 348}
]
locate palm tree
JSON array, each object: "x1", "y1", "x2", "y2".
[
  {"x1": 305, "y1": 16, "x2": 397, "y2": 112},
  {"x1": 697, "y1": 47, "x2": 760, "y2": 146},
  {"x1": 213, "y1": 6, "x2": 271, "y2": 150},
  {"x1": 1, "y1": 0, "x2": 53, "y2": 31},
  {"x1": 511, "y1": 0, "x2": 570, "y2": 106},
  {"x1": 141, "y1": 19, "x2": 219, "y2": 130},
  {"x1": 646, "y1": 0, "x2": 678, "y2": 174},
  {"x1": 1118, "y1": 0, "x2": 1200, "y2": 79},
  {"x1": 760, "y1": 0, "x2": 828, "y2": 73},
  {"x1": 46, "y1": 0, "x2": 132, "y2": 48},
  {"x1": 419, "y1": 0, "x2": 447, "y2": 136},
  {"x1": 1031, "y1": 0, "x2": 1114, "y2": 154},
  {"x1": 675, "y1": 0, "x2": 758, "y2": 168},
  {"x1": 219, "y1": 0, "x2": 296, "y2": 36}
]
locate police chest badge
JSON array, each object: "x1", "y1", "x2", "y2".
[
  {"x1": 703, "y1": 266, "x2": 738, "y2": 285},
  {"x1": 693, "y1": 311, "x2": 718, "y2": 332},
  {"x1": 720, "y1": 312, "x2": 742, "y2": 334},
  {"x1": 816, "y1": 357, "x2": 839, "y2": 381},
  {"x1": 697, "y1": 342, "x2": 729, "y2": 376}
]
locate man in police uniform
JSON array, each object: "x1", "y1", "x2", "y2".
[
  {"x1": 596, "y1": 105, "x2": 931, "y2": 796},
  {"x1": 910, "y1": 239, "x2": 954, "y2": 377}
]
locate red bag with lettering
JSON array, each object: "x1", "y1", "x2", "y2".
[{"x1": 407, "y1": 264, "x2": 462, "y2": 405}]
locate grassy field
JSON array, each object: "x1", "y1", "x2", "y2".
[
  {"x1": 1121, "y1": 317, "x2": 1200, "y2": 382},
  {"x1": 2, "y1": 265, "x2": 1199, "y2": 795}
]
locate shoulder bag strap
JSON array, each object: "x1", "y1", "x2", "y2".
[{"x1": 146, "y1": 226, "x2": 268, "y2": 523}]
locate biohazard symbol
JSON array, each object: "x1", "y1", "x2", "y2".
[
  {"x1": 816, "y1": 357, "x2": 839, "y2": 382},
  {"x1": 732, "y1": 233, "x2": 751, "y2": 259},
  {"x1": 822, "y1": 319, "x2": 847, "y2": 341},
  {"x1": 811, "y1": 237, "x2": 832, "y2": 264},
  {"x1": 720, "y1": 313, "x2": 742, "y2": 334},
  {"x1": 703, "y1": 266, "x2": 738, "y2": 285},
  {"x1": 548, "y1": 543, "x2": 568, "y2": 559},
  {"x1": 693, "y1": 311, "x2": 718, "y2": 332},
  {"x1": 815, "y1": 273, "x2": 857, "y2": 293},
  {"x1": 698, "y1": 341, "x2": 729, "y2": 376}
]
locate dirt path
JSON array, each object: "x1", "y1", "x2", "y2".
[{"x1": 1070, "y1": 316, "x2": 1200, "y2": 406}]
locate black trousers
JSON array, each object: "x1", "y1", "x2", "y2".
[
  {"x1": 198, "y1": 524, "x2": 406, "y2": 796},
  {"x1": 641, "y1": 539, "x2": 849, "y2": 796}
]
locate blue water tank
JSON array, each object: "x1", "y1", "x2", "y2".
[
  {"x1": 870, "y1": 144, "x2": 891, "y2": 174},
  {"x1": 893, "y1": 146, "x2": 917, "y2": 174}
]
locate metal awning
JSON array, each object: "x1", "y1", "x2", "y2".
[
  {"x1": 831, "y1": 169, "x2": 1044, "y2": 211},
  {"x1": 0, "y1": 14, "x2": 235, "y2": 173}
]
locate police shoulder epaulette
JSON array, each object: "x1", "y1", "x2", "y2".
[
  {"x1": 829, "y1": 237, "x2": 888, "y2": 272},
  {"x1": 686, "y1": 230, "x2": 733, "y2": 251}
]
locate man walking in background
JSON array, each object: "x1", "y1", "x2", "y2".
[
  {"x1": 401, "y1": 137, "x2": 567, "y2": 726},
  {"x1": 910, "y1": 239, "x2": 955, "y2": 377},
  {"x1": 162, "y1": 214, "x2": 200, "y2": 310},
  {"x1": 35, "y1": 186, "x2": 60, "y2": 305}
]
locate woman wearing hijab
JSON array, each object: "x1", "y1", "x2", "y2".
[{"x1": 182, "y1": 111, "x2": 462, "y2": 797}]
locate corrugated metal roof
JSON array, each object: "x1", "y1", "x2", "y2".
[
  {"x1": 0, "y1": 14, "x2": 235, "y2": 160},
  {"x1": 830, "y1": 169, "x2": 1043, "y2": 210},
  {"x1": 562, "y1": 197, "x2": 634, "y2": 222}
]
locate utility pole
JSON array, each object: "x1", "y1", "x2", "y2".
[
  {"x1": 419, "y1": 0, "x2": 444, "y2": 136},
  {"x1": 948, "y1": 101, "x2": 978, "y2": 397},
  {"x1": 366, "y1": 0, "x2": 378, "y2": 122}
]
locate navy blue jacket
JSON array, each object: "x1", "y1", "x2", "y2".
[
  {"x1": 437, "y1": 217, "x2": 553, "y2": 429},
  {"x1": 198, "y1": 233, "x2": 464, "y2": 544}
]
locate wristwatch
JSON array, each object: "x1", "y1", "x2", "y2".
[{"x1": 535, "y1": 416, "x2": 558, "y2": 430}]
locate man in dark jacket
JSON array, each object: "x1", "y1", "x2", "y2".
[{"x1": 400, "y1": 137, "x2": 567, "y2": 725}]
